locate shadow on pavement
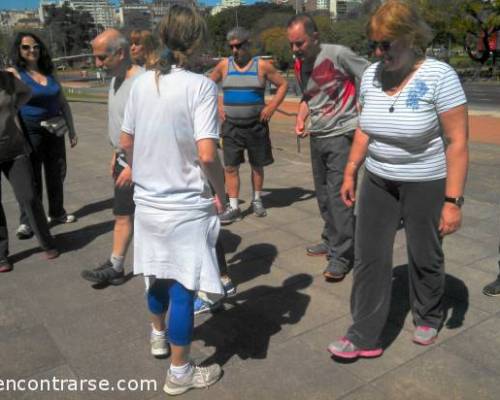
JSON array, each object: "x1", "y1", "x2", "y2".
[
  {"x1": 54, "y1": 220, "x2": 115, "y2": 254},
  {"x1": 381, "y1": 264, "x2": 469, "y2": 349},
  {"x1": 263, "y1": 186, "x2": 316, "y2": 209},
  {"x1": 73, "y1": 197, "x2": 113, "y2": 219},
  {"x1": 194, "y1": 273, "x2": 313, "y2": 367}
]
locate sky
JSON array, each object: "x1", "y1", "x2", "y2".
[{"x1": 0, "y1": 0, "x2": 253, "y2": 11}]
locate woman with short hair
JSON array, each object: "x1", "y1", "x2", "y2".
[{"x1": 328, "y1": 0, "x2": 469, "y2": 359}]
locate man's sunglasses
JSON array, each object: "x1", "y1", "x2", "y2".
[
  {"x1": 94, "y1": 54, "x2": 109, "y2": 62},
  {"x1": 228, "y1": 41, "x2": 247, "y2": 50},
  {"x1": 368, "y1": 40, "x2": 393, "y2": 52},
  {"x1": 20, "y1": 44, "x2": 40, "y2": 51}
]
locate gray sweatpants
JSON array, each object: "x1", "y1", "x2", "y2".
[
  {"x1": 309, "y1": 133, "x2": 354, "y2": 271},
  {"x1": 346, "y1": 171, "x2": 446, "y2": 349}
]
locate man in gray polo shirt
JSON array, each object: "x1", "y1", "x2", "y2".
[
  {"x1": 287, "y1": 14, "x2": 369, "y2": 280},
  {"x1": 81, "y1": 29, "x2": 144, "y2": 285}
]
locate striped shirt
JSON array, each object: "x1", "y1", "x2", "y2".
[
  {"x1": 359, "y1": 58, "x2": 467, "y2": 182},
  {"x1": 222, "y1": 56, "x2": 265, "y2": 123}
]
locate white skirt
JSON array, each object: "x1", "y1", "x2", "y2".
[{"x1": 134, "y1": 204, "x2": 223, "y2": 295}]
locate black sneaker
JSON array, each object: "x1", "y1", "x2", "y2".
[
  {"x1": 81, "y1": 260, "x2": 125, "y2": 285},
  {"x1": 483, "y1": 277, "x2": 500, "y2": 297}
]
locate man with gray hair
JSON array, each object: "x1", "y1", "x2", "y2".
[
  {"x1": 81, "y1": 29, "x2": 146, "y2": 289},
  {"x1": 210, "y1": 27, "x2": 288, "y2": 223}
]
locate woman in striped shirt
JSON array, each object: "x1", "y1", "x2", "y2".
[{"x1": 328, "y1": 0, "x2": 469, "y2": 359}]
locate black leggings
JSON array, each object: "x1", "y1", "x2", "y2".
[
  {"x1": 347, "y1": 171, "x2": 446, "y2": 349},
  {"x1": 0, "y1": 155, "x2": 55, "y2": 259}
]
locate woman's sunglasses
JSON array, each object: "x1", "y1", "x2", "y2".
[
  {"x1": 20, "y1": 44, "x2": 40, "y2": 52},
  {"x1": 368, "y1": 40, "x2": 393, "y2": 52}
]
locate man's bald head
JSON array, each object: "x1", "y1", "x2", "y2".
[{"x1": 92, "y1": 28, "x2": 130, "y2": 74}]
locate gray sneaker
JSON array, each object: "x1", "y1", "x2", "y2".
[
  {"x1": 219, "y1": 206, "x2": 241, "y2": 225},
  {"x1": 163, "y1": 363, "x2": 222, "y2": 396},
  {"x1": 252, "y1": 199, "x2": 267, "y2": 217},
  {"x1": 413, "y1": 326, "x2": 438, "y2": 345},
  {"x1": 150, "y1": 333, "x2": 169, "y2": 358},
  {"x1": 306, "y1": 242, "x2": 329, "y2": 257}
]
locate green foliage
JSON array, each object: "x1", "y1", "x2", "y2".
[
  {"x1": 44, "y1": 4, "x2": 97, "y2": 57},
  {"x1": 260, "y1": 27, "x2": 292, "y2": 70},
  {"x1": 206, "y1": 3, "x2": 295, "y2": 56}
]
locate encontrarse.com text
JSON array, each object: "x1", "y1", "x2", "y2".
[{"x1": 0, "y1": 378, "x2": 157, "y2": 392}]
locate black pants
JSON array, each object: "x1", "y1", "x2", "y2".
[
  {"x1": 19, "y1": 120, "x2": 67, "y2": 226},
  {"x1": 346, "y1": 171, "x2": 446, "y2": 349},
  {"x1": 0, "y1": 155, "x2": 55, "y2": 260},
  {"x1": 310, "y1": 134, "x2": 354, "y2": 270}
]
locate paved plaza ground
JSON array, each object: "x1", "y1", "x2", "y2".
[{"x1": 0, "y1": 101, "x2": 499, "y2": 399}]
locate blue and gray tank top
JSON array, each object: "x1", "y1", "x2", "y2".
[{"x1": 222, "y1": 56, "x2": 265, "y2": 123}]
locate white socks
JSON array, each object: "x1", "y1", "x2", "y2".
[
  {"x1": 229, "y1": 197, "x2": 239, "y2": 210},
  {"x1": 253, "y1": 191, "x2": 261, "y2": 201},
  {"x1": 151, "y1": 325, "x2": 166, "y2": 337},
  {"x1": 110, "y1": 254, "x2": 125, "y2": 272},
  {"x1": 170, "y1": 362, "x2": 192, "y2": 379}
]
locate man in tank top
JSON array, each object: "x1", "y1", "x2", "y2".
[{"x1": 210, "y1": 27, "x2": 288, "y2": 224}]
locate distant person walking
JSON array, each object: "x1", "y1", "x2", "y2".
[
  {"x1": 328, "y1": 0, "x2": 469, "y2": 359},
  {"x1": 80, "y1": 29, "x2": 144, "y2": 286},
  {"x1": 0, "y1": 70, "x2": 58, "y2": 272},
  {"x1": 210, "y1": 27, "x2": 288, "y2": 224},
  {"x1": 8, "y1": 32, "x2": 77, "y2": 240},
  {"x1": 120, "y1": 5, "x2": 227, "y2": 395},
  {"x1": 287, "y1": 14, "x2": 369, "y2": 280}
]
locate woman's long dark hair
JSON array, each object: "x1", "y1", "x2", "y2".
[{"x1": 10, "y1": 32, "x2": 54, "y2": 75}]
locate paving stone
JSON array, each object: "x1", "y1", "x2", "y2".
[
  {"x1": 372, "y1": 347, "x2": 500, "y2": 400},
  {"x1": 339, "y1": 384, "x2": 397, "y2": 400},
  {"x1": 219, "y1": 334, "x2": 365, "y2": 400},
  {"x1": 0, "y1": 325, "x2": 65, "y2": 379},
  {"x1": 2, "y1": 365, "x2": 84, "y2": 400}
]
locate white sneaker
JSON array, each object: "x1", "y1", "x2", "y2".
[
  {"x1": 16, "y1": 224, "x2": 33, "y2": 239},
  {"x1": 150, "y1": 333, "x2": 169, "y2": 357},
  {"x1": 163, "y1": 363, "x2": 222, "y2": 395}
]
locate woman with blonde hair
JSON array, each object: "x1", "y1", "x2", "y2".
[
  {"x1": 328, "y1": 0, "x2": 469, "y2": 359},
  {"x1": 120, "y1": 5, "x2": 226, "y2": 395},
  {"x1": 129, "y1": 29, "x2": 158, "y2": 69}
]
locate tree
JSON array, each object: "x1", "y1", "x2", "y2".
[
  {"x1": 260, "y1": 27, "x2": 292, "y2": 70},
  {"x1": 206, "y1": 3, "x2": 295, "y2": 56},
  {"x1": 44, "y1": 4, "x2": 97, "y2": 57}
]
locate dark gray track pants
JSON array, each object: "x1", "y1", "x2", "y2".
[
  {"x1": 347, "y1": 171, "x2": 446, "y2": 349},
  {"x1": 310, "y1": 134, "x2": 354, "y2": 270}
]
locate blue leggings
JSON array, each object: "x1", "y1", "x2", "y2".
[{"x1": 147, "y1": 279, "x2": 194, "y2": 346}]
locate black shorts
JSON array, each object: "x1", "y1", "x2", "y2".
[
  {"x1": 221, "y1": 119, "x2": 274, "y2": 167},
  {"x1": 112, "y1": 154, "x2": 135, "y2": 216}
]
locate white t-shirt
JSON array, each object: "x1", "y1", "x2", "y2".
[
  {"x1": 359, "y1": 58, "x2": 467, "y2": 182},
  {"x1": 121, "y1": 68, "x2": 219, "y2": 210}
]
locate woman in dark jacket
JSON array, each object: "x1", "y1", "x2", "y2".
[
  {"x1": 0, "y1": 71, "x2": 58, "y2": 272},
  {"x1": 8, "y1": 32, "x2": 77, "y2": 240}
]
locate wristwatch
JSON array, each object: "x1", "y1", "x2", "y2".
[{"x1": 444, "y1": 196, "x2": 464, "y2": 208}]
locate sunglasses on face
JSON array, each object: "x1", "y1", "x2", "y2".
[
  {"x1": 20, "y1": 44, "x2": 40, "y2": 52},
  {"x1": 228, "y1": 41, "x2": 247, "y2": 50},
  {"x1": 94, "y1": 54, "x2": 108, "y2": 62},
  {"x1": 369, "y1": 40, "x2": 393, "y2": 52}
]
